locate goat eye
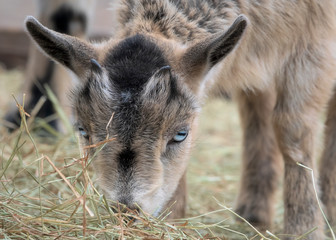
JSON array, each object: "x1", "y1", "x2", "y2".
[
  {"x1": 78, "y1": 127, "x2": 89, "y2": 139},
  {"x1": 173, "y1": 130, "x2": 188, "y2": 142}
]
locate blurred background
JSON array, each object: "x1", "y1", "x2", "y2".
[{"x1": 0, "y1": 0, "x2": 113, "y2": 69}]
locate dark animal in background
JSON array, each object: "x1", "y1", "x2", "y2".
[
  {"x1": 18, "y1": 0, "x2": 336, "y2": 239},
  {"x1": 5, "y1": 0, "x2": 95, "y2": 131}
]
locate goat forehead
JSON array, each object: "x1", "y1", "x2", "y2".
[
  {"x1": 75, "y1": 78, "x2": 196, "y2": 129},
  {"x1": 74, "y1": 77, "x2": 191, "y2": 127},
  {"x1": 103, "y1": 34, "x2": 168, "y2": 93},
  {"x1": 112, "y1": 93, "x2": 190, "y2": 141}
]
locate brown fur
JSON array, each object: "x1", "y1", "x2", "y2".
[
  {"x1": 235, "y1": 87, "x2": 282, "y2": 230},
  {"x1": 320, "y1": 88, "x2": 336, "y2": 225},
  {"x1": 23, "y1": 0, "x2": 336, "y2": 239}
]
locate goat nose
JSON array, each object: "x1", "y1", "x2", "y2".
[
  {"x1": 113, "y1": 201, "x2": 140, "y2": 214},
  {"x1": 122, "y1": 204, "x2": 140, "y2": 215},
  {"x1": 128, "y1": 205, "x2": 140, "y2": 214},
  {"x1": 113, "y1": 202, "x2": 140, "y2": 223},
  {"x1": 125, "y1": 206, "x2": 140, "y2": 223}
]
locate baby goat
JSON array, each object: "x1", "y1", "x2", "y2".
[{"x1": 24, "y1": 0, "x2": 336, "y2": 239}]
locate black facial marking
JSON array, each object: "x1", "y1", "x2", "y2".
[
  {"x1": 50, "y1": 4, "x2": 87, "y2": 34},
  {"x1": 118, "y1": 148, "x2": 136, "y2": 171},
  {"x1": 104, "y1": 34, "x2": 168, "y2": 92},
  {"x1": 118, "y1": 196, "x2": 132, "y2": 208},
  {"x1": 79, "y1": 82, "x2": 92, "y2": 103},
  {"x1": 167, "y1": 74, "x2": 180, "y2": 103}
]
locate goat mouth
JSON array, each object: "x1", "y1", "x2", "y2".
[
  {"x1": 111, "y1": 200, "x2": 165, "y2": 221},
  {"x1": 111, "y1": 202, "x2": 141, "y2": 222},
  {"x1": 112, "y1": 202, "x2": 140, "y2": 213}
]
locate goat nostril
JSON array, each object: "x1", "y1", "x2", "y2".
[
  {"x1": 124, "y1": 206, "x2": 140, "y2": 223},
  {"x1": 115, "y1": 204, "x2": 140, "y2": 223},
  {"x1": 122, "y1": 205, "x2": 140, "y2": 216},
  {"x1": 129, "y1": 205, "x2": 140, "y2": 215},
  {"x1": 114, "y1": 201, "x2": 140, "y2": 215}
]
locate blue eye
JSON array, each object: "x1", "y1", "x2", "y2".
[
  {"x1": 78, "y1": 127, "x2": 89, "y2": 139},
  {"x1": 173, "y1": 130, "x2": 188, "y2": 142}
]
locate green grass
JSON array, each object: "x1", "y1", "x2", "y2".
[{"x1": 0, "y1": 66, "x2": 333, "y2": 239}]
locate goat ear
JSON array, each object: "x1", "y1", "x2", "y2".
[
  {"x1": 25, "y1": 16, "x2": 98, "y2": 78},
  {"x1": 143, "y1": 66, "x2": 173, "y2": 100},
  {"x1": 208, "y1": 15, "x2": 248, "y2": 67},
  {"x1": 182, "y1": 15, "x2": 248, "y2": 89}
]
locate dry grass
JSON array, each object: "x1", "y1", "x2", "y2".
[{"x1": 0, "y1": 66, "x2": 333, "y2": 239}]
